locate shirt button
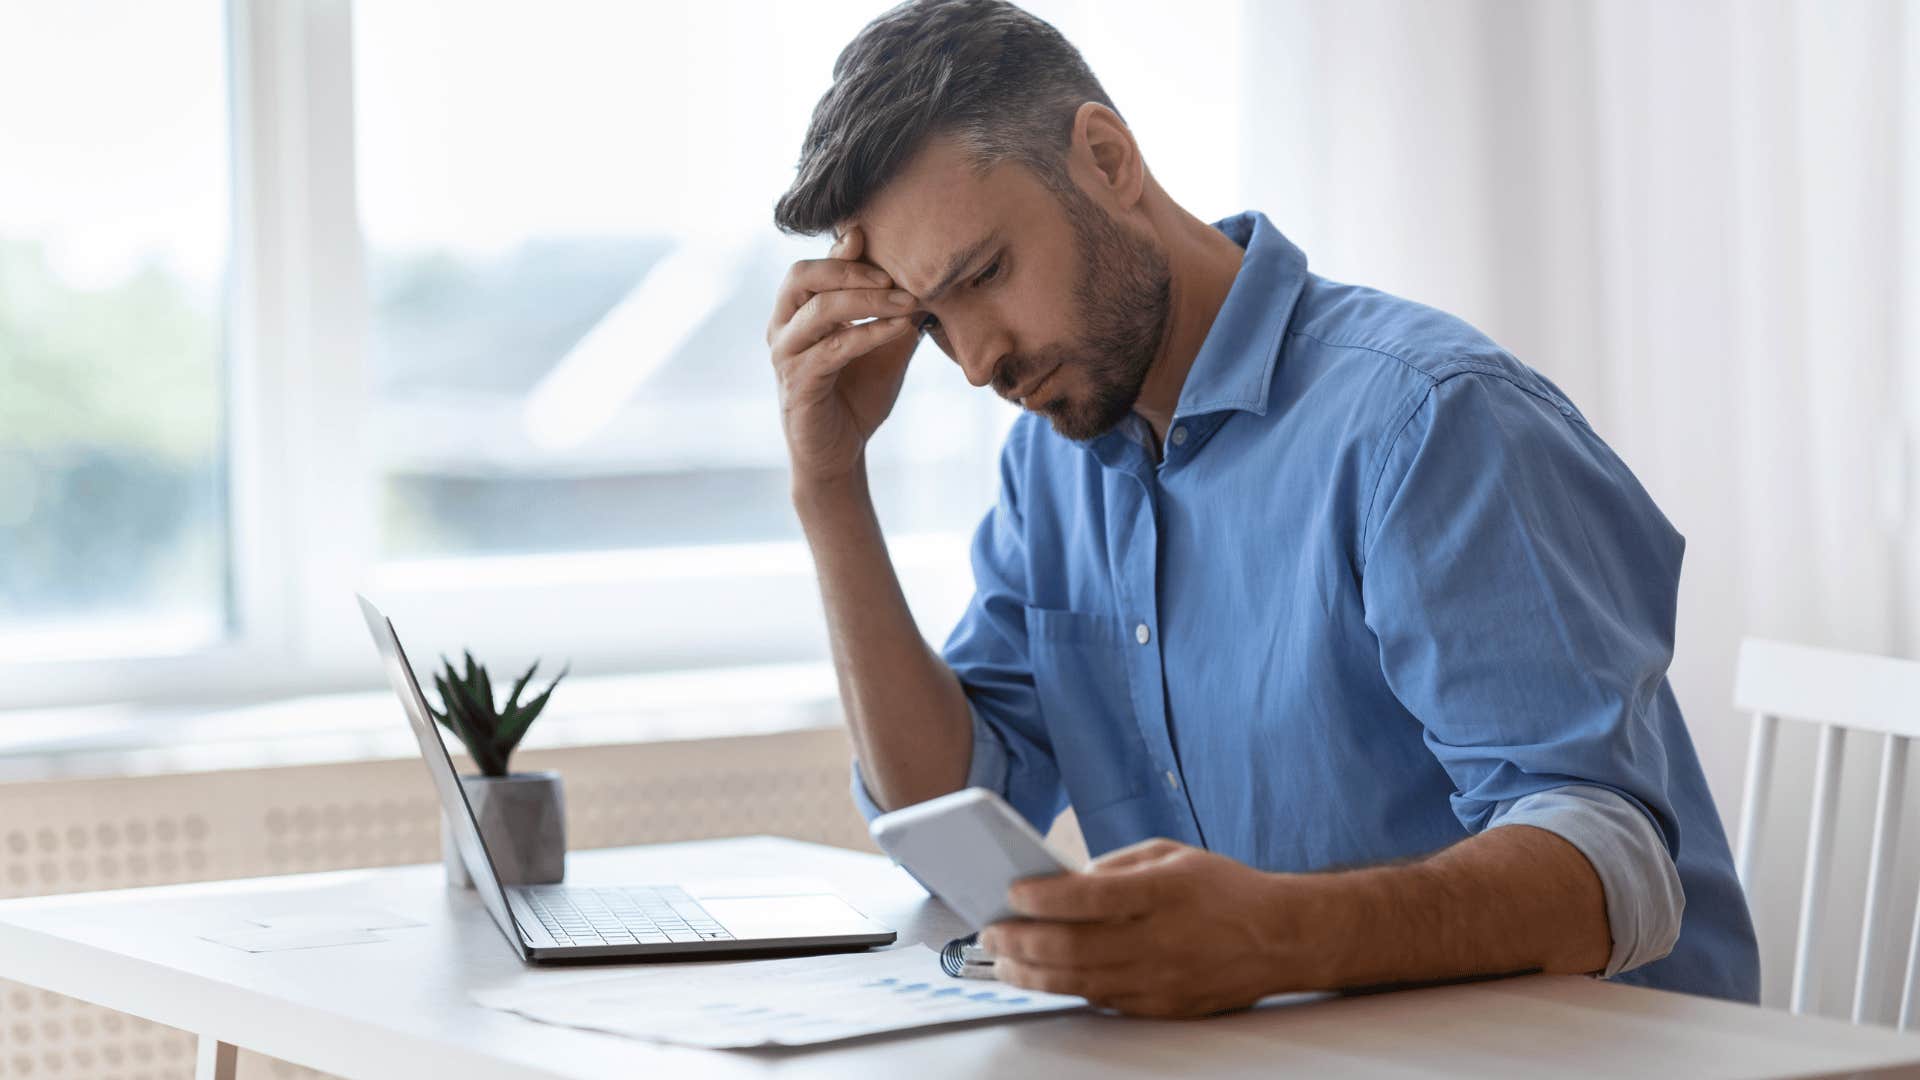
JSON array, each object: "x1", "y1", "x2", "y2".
[
  {"x1": 1134, "y1": 623, "x2": 1151, "y2": 645},
  {"x1": 1165, "y1": 770, "x2": 1180, "y2": 791},
  {"x1": 1170, "y1": 425, "x2": 1188, "y2": 447}
]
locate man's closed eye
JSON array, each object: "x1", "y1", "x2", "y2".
[{"x1": 916, "y1": 257, "x2": 1004, "y2": 335}]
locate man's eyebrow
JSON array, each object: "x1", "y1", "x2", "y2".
[{"x1": 917, "y1": 229, "x2": 1003, "y2": 305}]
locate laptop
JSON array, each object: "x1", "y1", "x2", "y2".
[{"x1": 357, "y1": 595, "x2": 897, "y2": 961}]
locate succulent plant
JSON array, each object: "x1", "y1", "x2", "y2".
[{"x1": 427, "y1": 651, "x2": 568, "y2": 778}]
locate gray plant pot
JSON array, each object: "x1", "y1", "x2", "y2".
[{"x1": 442, "y1": 770, "x2": 566, "y2": 888}]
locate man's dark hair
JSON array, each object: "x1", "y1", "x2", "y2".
[{"x1": 772, "y1": 0, "x2": 1118, "y2": 237}]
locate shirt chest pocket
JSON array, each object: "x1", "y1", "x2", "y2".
[{"x1": 1024, "y1": 607, "x2": 1152, "y2": 814}]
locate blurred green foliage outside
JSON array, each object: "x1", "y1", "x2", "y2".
[{"x1": 0, "y1": 239, "x2": 226, "y2": 624}]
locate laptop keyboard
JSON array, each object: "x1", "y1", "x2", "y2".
[{"x1": 522, "y1": 884, "x2": 734, "y2": 946}]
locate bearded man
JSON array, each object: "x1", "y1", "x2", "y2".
[{"x1": 764, "y1": 0, "x2": 1759, "y2": 1016}]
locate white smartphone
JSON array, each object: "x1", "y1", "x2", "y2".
[{"x1": 869, "y1": 787, "x2": 1079, "y2": 930}]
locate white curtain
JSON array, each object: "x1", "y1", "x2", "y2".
[{"x1": 1238, "y1": 0, "x2": 1919, "y2": 1014}]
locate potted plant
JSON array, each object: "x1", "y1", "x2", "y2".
[{"x1": 427, "y1": 652, "x2": 569, "y2": 888}]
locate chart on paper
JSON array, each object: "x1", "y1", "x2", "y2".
[{"x1": 473, "y1": 945, "x2": 1084, "y2": 1048}]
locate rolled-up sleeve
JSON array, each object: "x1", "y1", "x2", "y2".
[
  {"x1": 1361, "y1": 370, "x2": 1689, "y2": 959},
  {"x1": 849, "y1": 702, "x2": 1016, "y2": 821},
  {"x1": 1490, "y1": 785, "x2": 1685, "y2": 975},
  {"x1": 849, "y1": 424, "x2": 1067, "y2": 833}
]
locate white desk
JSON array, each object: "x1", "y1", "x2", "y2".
[{"x1": 0, "y1": 836, "x2": 1916, "y2": 1079}]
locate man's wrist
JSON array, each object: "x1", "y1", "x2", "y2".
[
  {"x1": 1256, "y1": 867, "x2": 1373, "y2": 991},
  {"x1": 1252, "y1": 858, "x2": 1454, "y2": 992},
  {"x1": 791, "y1": 459, "x2": 871, "y2": 519}
]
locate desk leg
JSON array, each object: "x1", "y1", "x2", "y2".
[{"x1": 195, "y1": 1036, "x2": 239, "y2": 1080}]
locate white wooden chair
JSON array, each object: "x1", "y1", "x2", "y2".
[{"x1": 1733, "y1": 637, "x2": 1920, "y2": 1028}]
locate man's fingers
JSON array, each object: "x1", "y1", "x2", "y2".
[
  {"x1": 766, "y1": 222, "x2": 887, "y2": 341},
  {"x1": 979, "y1": 918, "x2": 1138, "y2": 970},
  {"x1": 767, "y1": 256, "x2": 895, "y2": 342},
  {"x1": 993, "y1": 957, "x2": 1160, "y2": 1004},
  {"x1": 991, "y1": 957, "x2": 1104, "y2": 1000},
  {"x1": 1088, "y1": 993, "x2": 1196, "y2": 1019},
  {"x1": 1007, "y1": 866, "x2": 1162, "y2": 922},
  {"x1": 774, "y1": 288, "x2": 917, "y2": 358},
  {"x1": 834, "y1": 223, "x2": 867, "y2": 262},
  {"x1": 790, "y1": 255, "x2": 892, "y2": 296},
  {"x1": 785, "y1": 316, "x2": 916, "y2": 386},
  {"x1": 1088, "y1": 838, "x2": 1185, "y2": 873}
]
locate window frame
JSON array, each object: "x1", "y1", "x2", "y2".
[{"x1": 0, "y1": 0, "x2": 984, "y2": 712}]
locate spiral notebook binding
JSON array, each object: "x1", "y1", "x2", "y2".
[{"x1": 940, "y1": 933, "x2": 975, "y2": 978}]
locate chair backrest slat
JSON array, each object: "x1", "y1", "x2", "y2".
[
  {"x1": 1903, "y1": 878, "x2": 1920, "y2": 1031},
  {"x1": 1733, "y1": 637, "x2": 1920, "y2": 1028},
  {"x1": 1853, "y1": 734, "x2": 1908, "y2": 1025},
  {"x1": 1735, "y1": 711, "x2": 1778, "y2": 893},
  {"x1": 1790, "y1": 723, "x2": 1847, "y2": 1015}
]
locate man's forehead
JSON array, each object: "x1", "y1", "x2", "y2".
[
  {"x1": 856, "y1": 213, "x2": 997, "y2": 299},
  {"x1": 855, "y1": 205, "x2": 998, "y2": 300},
  {"x1": 851, "y1": 141, "x2": 1032, "y2": 296}
]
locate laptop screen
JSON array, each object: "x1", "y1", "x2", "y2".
[{"x1": 357, "y1": 594, "x2": 527, "y2": 956}]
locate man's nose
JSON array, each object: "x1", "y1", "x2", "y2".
[
  {"x1": 948, "y1": 326, "x2": 1004, "y2": 389},
  {"x1": 958, "y1": 350, "x2": 996, "y2": 389}
]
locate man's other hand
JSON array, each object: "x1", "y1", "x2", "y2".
[
  {"x1": 980, "y1": 838, "x2": 1317, "y2": 1018},
  {"x1": 766, "y1": 225, "x2": 923, "y2": 487}
]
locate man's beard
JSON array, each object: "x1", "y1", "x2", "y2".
[{"x1": 990, "y1": 184, "x2": 1171, "y2": 442}]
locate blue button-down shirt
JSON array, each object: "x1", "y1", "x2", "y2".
[{"x1": 856, "y1": 211, "x2": 1758, "y2": 1002}]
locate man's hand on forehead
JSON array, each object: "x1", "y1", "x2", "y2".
[
  {"x1": 830, "y1": 224, "x2": 885, "y2": 279},
  {"x1": 764, "y1": 218, "x2": 921, "y2": 484}
]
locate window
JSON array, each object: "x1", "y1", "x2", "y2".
[
  {"x1": 0, "y1": 1, "x2": 232, "y2": 664},
  {"x1": 2, "y1": 0, "x2": 1249, "y2": 709},
  {"x1": 354, "y1": 2, "x2": 1007, "y2": 563}
]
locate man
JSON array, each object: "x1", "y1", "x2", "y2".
[{"x1": 765, "y1": 0, "x2": 1759, "y2": 1017}]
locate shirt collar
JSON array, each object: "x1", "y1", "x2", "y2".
[
  {"x1": 1083, "y1": 211, "x2": 1309, "y2": 471},
  {"x1": 1170, "y1": 210, "x2": 1309, "y2": 420}
]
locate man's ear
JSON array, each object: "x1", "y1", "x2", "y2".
[{"x1": 1071, "y1": 102, "x2": 1145, "y2": 210}]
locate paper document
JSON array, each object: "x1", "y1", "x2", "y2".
[{"x1": 473, "y1": 945, "x2": 1085, "y2": 1048}]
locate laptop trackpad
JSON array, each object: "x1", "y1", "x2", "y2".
[{"x1": 699, "y1": 894, "x2": 881, "y2": 939}]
